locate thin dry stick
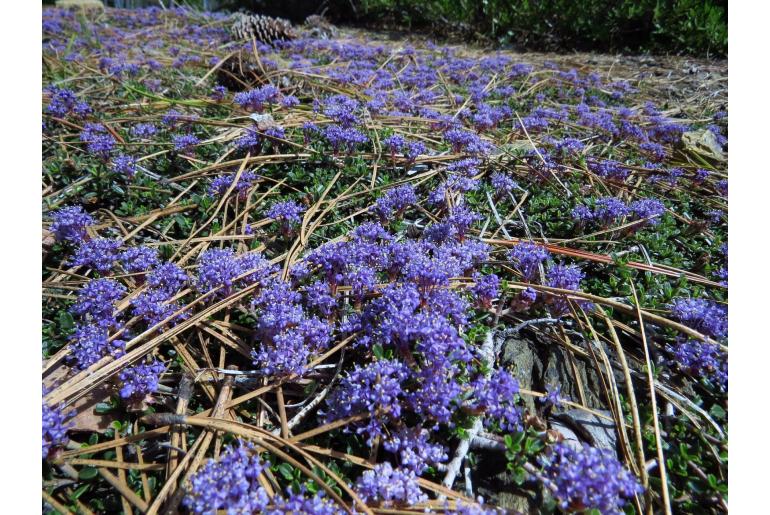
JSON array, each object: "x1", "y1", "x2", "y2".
[
  {"x1": 598, "y1": 307, "x2": 649, "y2": 489},
  {"x1": 630, "y1": 282, "x2": 672, "y2": 515},
  {"x1": 167, "y1": 374, "x2": 194, "y2": 478}
]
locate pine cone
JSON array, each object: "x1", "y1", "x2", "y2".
[
  {"x1": 216, "y1": 50, "x2": 263, "y2": 92},
  {"x1": 304, "y1": 15, "x2": 338, "y2": 39},
  {"x1": 230, "y1": 14, "x2": 296, "y2": 45}
]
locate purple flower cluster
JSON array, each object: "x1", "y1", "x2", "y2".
[
  {"x1": 269, "y1": 488, "x2": 343, "y2": 514},
  {"x1": 266, "y1": 200, "x2": 305, "y2": 233},
  {"x1": 42, "y1": 399, "x2": 72, "y2": 459},
  {"x1": 669, "y1": 339, "x2": 727, "y2": 390},
  {"x1": 80, "y1": 123, "x2": 116, "y2": 158},
  {"x1": 545, "y1": 263, "x2": 588, "y2": 316},
  {"x1": 68, "y1": 323, "x2": 125, "y2": 369},
  {"x1": 383, "y1": 426, "x2": 448, "y2": 473},
  {"x1": 323, "y1": 124, "x2": 368, "y2": 154},
  {"x1": 208, "y1": 170, "x2": 259, "y2": 199},
  {"x1": 372, "y1": 184, "x2": 417, "y2": 221},
  {"x1": 71, "y1": 278, "x2": 126, "y2": 326},
  {"x1": 111, "y1": 154, "x2": 138, "y2": 178},
  {"x1": 119, "y1": 246, "x2": 160, "y2": 274},
  {"x1": 50, "y1": 206, "x2": 94, "y2": 243},
  {"x1": 184, "y1": 441, "x2": 271, "y2": 514},
  {"x1": 324, "y1": 359, "x2": 409, "y2": 443},
  {"x1": 355, "y1": 462, "x2": 427, "y2": 507},
  {"x1": 629, "y1": 198, "x2": 666, "y2": 226},
  {"x1": 471, "y1": 369, "x2": 523, "y2": 431},
  {"x1": 490, "y1": 172, "x2": 517, "y2": 194},
  {"x1": 130, "y1": 123, "x2": 158, "y2": 139},
  {"x1": 118, "y1": 359, "x2": 165, "y2": 399},
  {"x1": 444, "y1": 128, "x2": 493, "y2": 155},
  {"x1": 670, "y1": 298, "x2": 727, "y2": 339},
  {"x1": 46, "y1": 86, "x2": 90, "y2": 119},
  {"x1": 71, "y1": 238, "x2": 121, "y2": 273},
  {"x1": 573, "y1": 197, "x2": 665, "y2": 228},
  {"x1": 507, "y1": 242, "x2": 550, "y2": 281},
  {"x1": 234, "y1": 85, "x2": 280, "y2": 112},
  {"x1": 172, "y1": 133, "x2": 199, "y2": 152},
  {"x1": 538, "y1": 443, "x2": 643, "y2": 514},
  {"x1": 589, "y1": 159, "x2": 629, "y2": 181},
  {"x1": 235, "y1": 127, "x2": 261, "y2": 150},
  {"x1": 196, "y1": 248, "x2": 274, "y2": 296},
  {"x1": 322, "y1": 94, "x2": 360, "y2": 127},
  {"x1": 472, "y1": 272, "x2": 499, "y2": 308}
]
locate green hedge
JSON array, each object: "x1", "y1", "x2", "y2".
[{"x1": 351, "y1": 0, "x2": 727, "y2": 56}]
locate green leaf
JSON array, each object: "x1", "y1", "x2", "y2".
[
  {"x1": 277, "y1": 463, "x2": 294, "y2": 481},
  {"x1": 58, "y1": 312, "x2": 75, "y2": 332},
  {"x1": 94, "y1": 403, "x2": 113, "y2": 414},
  {"x1": 78, "y1": 467, "x2": 99, "y2": 481}
]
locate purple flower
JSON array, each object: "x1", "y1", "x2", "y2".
[
  {"x1": 235, "y1": 127, "x2": 261, "y2": 150},
  {"x1": 323, "y1": 124, "x2": 368, "y2": 153},
  {"x1": 118, "y1": 359, "x2": 165, "y2": 399},
  {"x1": 119, "y1": 246, "x2": 160, "y2": 273},
  {"x1": 490, "y1": 173, "x2": 517, "y2": 194},
  {"x1": 372, "y1": 184, "x2": 417, "y2": 221},
  {"x1": 79, "y1": 123, "x2": 116, "y2": 158},
  {"x1": 303, "y1": 281, "x2": 338, "y2": 317},
  {"x1": 280, "y1": 94, "x2": 300, "y2": 108},
  {"x1": 172, "y1": 133, "x2": 200, "y2": 152},
  {"x1": 472, "y1": 272, "x2": 499, "y2": 308},
  {"x1": 210, "y1": 84, "x2": 227, "y2": 101},
  {"x1": 196, "y1": 248, "x2": 241, "y2": 294},
  {"x1": 511, "y1": 286, "x2": 538, "y2": 312},
  {"x1": 264, "y1": 126, "x2": 286, "y2": 140},
  {"x1": 508, "y1": 242, "x2": 550, "y2": 281},
  {"x1": 147, "y1": 262, "x2": 189, "y2": 296},
  {"x1": 383, "y1": 426, "x2": 447, "y2": 473},
  {"x1": 322, "y1": 94, "x2": 360, "y2": 127},
  {"x1": 251, "y1": 317, "x2": 331, "y2": 377},
  {"x1": 546, "y1": 264, "x2": 588, "y2": 316},
  {"x1": 71, "y1": 278, "x2": 126, "y2": 326},
  {"x1": 716, "y1": 179, "x2": 728, "y2": 196},
  {"x1": 270, "y1": 488, "x2": 342, "y2": 514},
  {"x1": 111, "y1": 154, "x2": 137, "y2": 178},
  {"x1": 184, "y1": 441, "x2": 271, "y2": 514},
  {"x1": 130, "y1": 123, "x2": 157, "y2": 139},
  {"x1": 629, "y1": 198, "x2": 665, "y2": 226},
  {"x1": 593, "y1": 197, "x2": 629, "y2": 225},
  {"x1": 539, "y1": 384, "x2": 564, "y2": 409},
  {"x1": 355, "y1": 462, "x2": 427, "y2": 507},
  {"x1": 669, "y1": 339, "x2": 727, "y2": 390},
  {"x1": 208, "y1": 170, "x2": 259, "y2": 199},
  {"x1": 444, "y1": 128, "x2": 493, "y2": 155},
  {"x1": 538, "y1": 443, "x2": 643, "y2": 514},
  {"x1": 471, "y1": 369, "x2": 522, "y2": 431},
  {"x1": 671, "y1": 298, "x2": 727, "y2": 339},
  {"x1": 158, "y1": 108, "x2": 181, "y2": 126},
  {"x1": 131, "y1": 289, "x2": 187, "y2": 328},
  {"x1": 383, "y1": 134, "x2": 406, "y2": 155},
  {"x1": 46, "y1": 86, "x2": 78, "y2": 118},
  {"x1": 42, "y1": 399, "x2": 72, "y2": 459},
  {"x1": 50, "y1": 206, "x2": 94, "y2": 243},
  {"x1": 71, "y1": 238, "x2": 121, "y2": 273},
  {"x1": 69, "y1": 324, "x2": 125, "y2": 369},
  {"x1": 233, "y1": 85, "x2": 280, "y2": 112},
  {"x1": 324, "y1": 359, "x2": 410, "y2": 444},
  {"x1": 405, "y1": 140, "x2": 426, "y2": 162},
  {"x1": 266, "y1": 200, "x2": 305, "y2": 230},
  {"x1": 572, "y1": 205, "x2": 594, "y2": 223}
]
